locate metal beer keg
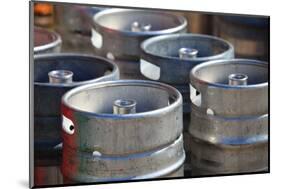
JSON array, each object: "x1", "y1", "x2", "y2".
[
  {"x1": 33, "y1": 53, "x2": 119, "y2": 153},
  {"x1": 34, "y1": 27, "x2": 62, "y2": 54},
  {"x1": 61, "y1": 80, "x2": 185, "y2": 182},
  {"x1": 188, "y1": 59, "x2": 268, "y2": 175},
  {"x1": 91, "y1": 9, "x2": 187, "y2": 79}
]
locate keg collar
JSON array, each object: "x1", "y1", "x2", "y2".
[
  {"x1": 190, "y1": 59, "x2": 268, "y2": 89},
  {"x1": 62, "y1": 80, "x2": 182, "y2": 118},
  {"x1": 93, "y1": 9, "x2": 187, "y2": 36}
]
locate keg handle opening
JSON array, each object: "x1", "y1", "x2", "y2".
[
  {"x1": 48, "y1": 70, "x2": 73, "y2": 84},
  {"x1": 168, "y1": 95, "x2": 177, "y2": 106},
  {"x1": 131, "y1": 21, "x2": 152, "y2": 32},
  {"x1": 190, "y1": 84, "x2": 202, "y2": 107},
  {"x1": 179, "y1": 48, "x2": 198, "y2": 59},
  {"x1": 228, "y1": 73, "x2": 248, "y2": 86},
  {"x1": 62, "y1": 115, "x2": 75, "y2": 135},
  {"x1": 113, "y1": 99, "x2": 137, "y2": 114},
  {"x1": 104, "y1": 69, "x2": 112, "y2": 76}
]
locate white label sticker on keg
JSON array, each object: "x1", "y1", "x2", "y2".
[
  {"x1": 62, "y1": 115, "x2": 75, "y2": 135},
  {"x1": 91, "y1": 28, "x2": 103, "y2": 49},
  {"x1": 190, "y1": 84, "x2": 202, "y2": 107},
  {"x1": 140, "y1": 59, "x2": 160, "y2": 80}
]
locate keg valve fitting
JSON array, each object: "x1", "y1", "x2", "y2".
[
  {"x1": 179, "y1": 48, "x2": 198, "y2": 59},
  {"x1": 228, "y1": 73, "x2": 248, "y2": 86},
  {"x1": 113, "y1": 99, "x2": 137, "y2": 114},
  {"x1": 48, "y1": 70, "x2": 73, "y2": 84},
  {"x1": 131, "y1": 21, "x2": 152, "y2": 32}
]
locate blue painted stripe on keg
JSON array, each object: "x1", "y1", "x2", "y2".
[{"x1": 221, "y1": 134, "x2": 268, "y2": 145}]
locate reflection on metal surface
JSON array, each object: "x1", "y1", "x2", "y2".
[
  {"x1": 113, "y1": 99, "x2": 137, "y2": 114},
  {"x1": 48, "y1": 70, "x2": 73, "y2": 84},
  {"x1": 131, "y1": 21, "x2": 152, "y2": 32},
  {"x1": 228, "y1": 73, "x2": 248, "y2": 86},
  {"x1": 179, "y1": 48, "x2": 198, "y2": 59}
]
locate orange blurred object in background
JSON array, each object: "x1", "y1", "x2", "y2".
[
  {"x1": 34, "y1": 3, "x2": 55, "y2": 28},
  {"x1": 34, "y1": 3, "x2": 54, "y2": 16}
]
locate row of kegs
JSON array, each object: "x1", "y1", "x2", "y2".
[{"x1": 33, "y1": 8, "x2": 268, "y2": 183}]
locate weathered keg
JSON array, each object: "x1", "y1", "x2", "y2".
[
  {"x1": 213, "y1": 15, "x2": 269, "y2": 61},
  {"x1": 140, "y1": 33, "x2": 234, "y2": 174},
  {"x1": 188, "y1": 59, "x2": 268, "y2": 175},
  {"x1": 34, "y1": 27, "x2": 62, "y2": 54},
  {"x1": 34, "y1": 53, "x2": 119, "y2": 153},
  {"x1": 61, "y1": 80, "x2": 185, "y2": 182},
  {"x1": 91, "y1": 9, "x2": 187, "y2": 79}
]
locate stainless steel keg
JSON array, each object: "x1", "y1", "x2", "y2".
[
  {"x1": 188, "y1": 59, "x2": 268, "y2": 175},
  {"x1": 34, "y1": 53, "x2": 119, "y2": 152},
  {"x1": 61, "y1": 80, "x2": 185, "y2": 182},
  {"x1": 140, "y1": 33, "x2": 234, "y2": 173},
  {"x1": 91, "y1": 9, "x2": 187, "y2": 79},
  {"x1": 34, "y1": 27, "x2": 62, "y2": 54}
]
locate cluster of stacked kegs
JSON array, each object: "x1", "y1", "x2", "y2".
[{"x1": 33, "y1": 4, "x2": 268, "y2": 185}]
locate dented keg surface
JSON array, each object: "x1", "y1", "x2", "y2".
[
  {"x1": 189, "y1": 59, "x2": 268, "y2": 175},
  {"x1": 34, "y1": 27, "x2": 62, "y2": 54},
  {"x1": 91, "y1": 9, "x2": 187, "y2": 79},
  {"x1": 140, "y1": 33, "x2": 234, "y2": 171},
  {"x1": 213, "y1": 16, "x2": 269, "y2": 61},
  {"x1": 61, "y1": 80, "x2": 185, "y2": 182},
  {"x1": 34, "y1": 53, "x2": 119, "y2": 151}
]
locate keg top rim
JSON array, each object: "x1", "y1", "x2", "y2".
[
  {"x1": 34, "y1": 27, "x2": 62, "y2": 53},
  {"x1": 34, "y1": 53, "x2": 119, "y2": 87},
  {"x1": 190, "y1": 59, "x2": 268, "y2": 89},
  {"x1": 141, "y1": 33, "x2": 234, "y2": 62},
  {"x1": 62, "y1": 80, "x2": 182, "y2": 118},
  {"x1": 93, "y1": 8, "x2": 187, "y2": 36}
]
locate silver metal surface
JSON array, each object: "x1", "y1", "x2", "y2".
[
  {"x1": 179, "y1": 48, "x2": 198, "y2": 59},
  {"x1": 92, "y1": 9, "x2": 187, "y2": 61},
  {"x1": 61, "y1": 80, "x2": 185, "y2": 182},
  {"x1": 113, "y1": 99, "x2": 137, "y2": 114},
  {"x1": 34, "y1": 53, "x2": 119, "y2": 150},
  {"x1": 131, "y1": 21, "x2": 152, "y2": 32},
  {"x1": 48, "y1": 70, "x2": 73, "y2": 84},
  {"x1": 228, "y1": 73, "x2": 248, "y2": 86},
  {"x1": 188, "y1": 59, "x2": 268, "y2": 175},
  {"x1": 34, "y1": 27, "x2": 62, "y2": 54}
]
